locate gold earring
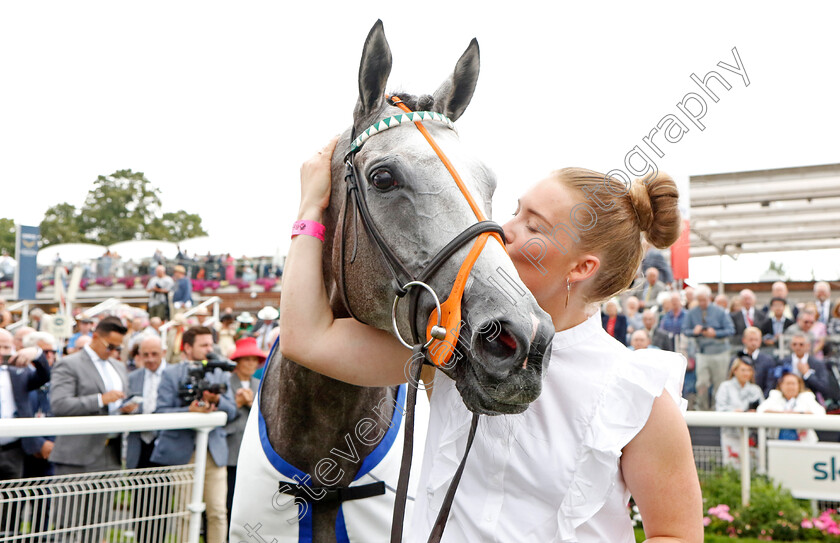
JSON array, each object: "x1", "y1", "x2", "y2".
[{"x1": 565, "y1": 278, "x2": 571, "y2": 309}]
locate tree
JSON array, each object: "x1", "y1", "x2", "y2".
[
  {"x1": 36, "y1": 169, "x2": 208, "y2": 248},
  {"x1": 77, "y1": 170, "x2": 163, "y2": 246},
  {"x1": 0, "y1": 218, "x2": 14, "y2": 256},
  {"x1": 40, "y1": 203, "x2": 84, "y2": 247},
  {"x1": 148, "y1": 211, "x2": 207, "y2": 241}
]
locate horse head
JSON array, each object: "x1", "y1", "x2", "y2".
[{"x1": 325, "y1": 21, "x2": 555, "y2": 415}]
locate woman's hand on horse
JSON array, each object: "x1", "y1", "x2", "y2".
[{"x1": 299, "y1": 136, "x2": 339, "y2": 218}]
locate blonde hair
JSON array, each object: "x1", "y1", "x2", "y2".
[
  {"x1": 728, "y1": 358, "x2": 755, "y2": 380},
  {"x1": 552, "y1": 167, "x2": 682, "y2": 303}
]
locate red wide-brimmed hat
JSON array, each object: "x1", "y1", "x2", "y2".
[{"x1": 230, "y1": 337, "x2": 268, "y2": 362}]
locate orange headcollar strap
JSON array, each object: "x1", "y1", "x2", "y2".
[{"x1": 389, "y1": 96, "x2": 505, "y2": 366}]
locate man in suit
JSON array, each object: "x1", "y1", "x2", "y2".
[
  {"x1": 151, "y1": 326, "x2": 237, "y2": 543},
  {"x1": 765, "y1": 333, "x2": 832, "y2": 401},
  {"x1": 20, "y1": 332, "x2": 59, "y2": 479},
  {"x1": 814, "y1": 281, "x2": 833, "y2": 325},
  {"x1": 50, "y1": 316, "x2": 130, "y2": 473},
  {"x1": 224, "y1": 337, "x2": 264, "y2": 531},
  {"x1": 49, "y1": 316, "x2": 130, "y2": 541},
  {"x1": 730, "y1": 289, "x2": 767, "y2": 346},
  {"x1": 125, "y1": 334, "x2": 167, "y2": 543},
  {"x1": 0, "y1": 328, "x2": 50, "y2": 535},
  {"x1": 0, "y1": 328, "x2": 51, "y2": 479},
  {"x1": 784, "y1": 308, "x2": 826, "y2": 359},
  {"x1": 736, "y1": 327, "x2": 777, "y2": 398},
  {"x1": 126, "y1": 335, "x2": 167, "y2": 470},
  {"x1": 641, "y1": 309, "x2": 673, "y2": 351},
  {"x1": 634, "y1": 267, "x2": 668, "y2": 310},
  {"x1": 760, "y1": 297, "x2": 795, "y2": 352}
]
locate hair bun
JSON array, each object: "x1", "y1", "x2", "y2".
[{"x1": 629, "y1": 173, "x2": 682, "y2": 249}]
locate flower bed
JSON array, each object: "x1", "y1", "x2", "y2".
[{"x1": 632, "y1": 467, "x2": 840, "y2": 540}]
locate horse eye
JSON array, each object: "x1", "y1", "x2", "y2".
[{"x1": 370, "y1": 169, "x2": 397, "y2": 191}]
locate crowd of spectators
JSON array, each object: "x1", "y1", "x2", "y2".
[
  {"x1": 600, "y1": 256, "x2": 840, "y2": 464},
  {"x1": 0, "y1": 247, "x2": 283, "y2": 294},
  {"x1": 0, "y1": 298, "x2": 278, "y2": 542}
]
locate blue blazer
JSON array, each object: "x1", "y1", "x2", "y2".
[
  {"x1": 150, "y1": 362, "x2": 237, "y2": 467},
  {"x1": 7, "y1": 354, "x2": 51, "y2": 455},
  {"x1": 763, "y1": 356, "x2": 831, "y2": 400},
  {"x1": 602, "y1": 314, "x2": 628, "y2": 346}
]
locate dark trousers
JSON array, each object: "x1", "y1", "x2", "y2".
[
  {"x1": 22, "y1": 448, "x2": 54, "y2": 535},
  {"x1": 53, "y1": 439, "x2": 122, "y2": 542},
  {"x1": 226, "y1": 465, "x2": 237, "y2": 533},
  {"x1": 0, "y1": 441, "x2": 25, "y2": 535}
]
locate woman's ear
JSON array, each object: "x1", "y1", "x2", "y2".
[{"x1": 568, "y1": 254, "x2": 600, "y2": 284}]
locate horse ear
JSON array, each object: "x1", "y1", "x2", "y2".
[
  {"x1": 356, "y1": 20, "x2": 392, "y2": 119},
  {"x1": 432, "y1": 38, "x2": 480, "y2": 122}
]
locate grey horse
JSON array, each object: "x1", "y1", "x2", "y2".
[{"x1": 252, "y1": 21, "x2": 555, "y2": 542}]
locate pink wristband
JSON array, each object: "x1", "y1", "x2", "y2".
[{"x1": 291, "y1": 220, "x2": 326, "y2": 242}]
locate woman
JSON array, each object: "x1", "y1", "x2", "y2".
[
  {"x1": 217, "y1": 313, "x2": 238, "y2": 357},
  {"x1": 715, "y1": 358, "x2": 764, "y2": 467},
  {"x1": 757, "y1": 372, "x2": 825, "y2": 442},
  {"x1": 803, "y1": 302, "x2": 828, "y2": 360},
  {"x1": 278, "y1": 137, "x2": 703, "y2": 542},
  {"x1": 601, "y1": 299, "x2": 628, "y2": 346}
]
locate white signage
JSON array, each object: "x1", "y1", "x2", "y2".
[
  {"x1": 767, "y1": 440, "x2": 840, "y2": 500},
  {"x1": 46, "y1": 314, "x2": 74, "y2": 339}
]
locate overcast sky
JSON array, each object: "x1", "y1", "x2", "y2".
[{"x1": 2, "y1": 1, "x2": 838, "y2": 284}]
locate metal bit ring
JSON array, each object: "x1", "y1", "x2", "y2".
[{"x1": 391, "y1": 280, "x2": 447, "y2": 349}]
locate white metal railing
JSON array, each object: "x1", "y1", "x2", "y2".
[
  {"x1": 0, "y1": 412, "x2": 226, "y2": 543},
  {"x1": 159, "y1": 296, "x2": 220, "y2": 334},
  {"x1": 685, "y1": 411, "x2": 840, "y2": 506},
  {"x1": 76, "y1": 297, "x2": 122, "y2": 320}
]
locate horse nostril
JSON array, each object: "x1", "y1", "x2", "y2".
[{"x1": 475, "y1": 321, "x2": 519, "y2": 363}]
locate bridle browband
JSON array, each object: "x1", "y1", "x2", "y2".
[{"x1": 337, "y1": 95, "x2": 506, "y2": 543}]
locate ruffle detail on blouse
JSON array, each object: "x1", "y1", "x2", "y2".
[{"x1": 556, "y1": 349, "x2": 687, "y2": 541}]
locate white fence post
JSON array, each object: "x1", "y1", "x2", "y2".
[
  {"x1": 740, "y1": 426, "x2": 750, "y2": 505},
  {"x1": 189, "y1": 428, "x2": 211, "y2": 543},
  {"x1": 757, "y1": 427, "x2": 767, "y2": 474}
]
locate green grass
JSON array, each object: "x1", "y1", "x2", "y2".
[{"x1": 634, "y1": 528, "x2": 825, "y2": 542}]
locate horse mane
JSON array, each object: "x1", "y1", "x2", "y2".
[{"x1": 388, "y1": 91, "x2": 435, "y2": 111}]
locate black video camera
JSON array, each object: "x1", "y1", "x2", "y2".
[{"x1": 177, "y1": 352, "x2": 237, "y2": 406}]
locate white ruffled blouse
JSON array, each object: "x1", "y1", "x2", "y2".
[{"x1": 409, "y1": 310, "x2": 687, "y2": 542}]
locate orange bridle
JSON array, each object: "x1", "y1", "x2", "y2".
[{"x1": 385, "y1": 97, "x2": 505, "y2": 365}]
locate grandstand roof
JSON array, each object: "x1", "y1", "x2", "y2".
[{"x1": 689, "y1": 163, "x2": 840, "y2": 258}]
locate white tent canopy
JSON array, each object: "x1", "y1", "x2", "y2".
[
  {"x1": 108, "y1": 240, "x2": 179, "y2": 261},
  {"x1": 37, "y1": 243, "x2": 106, "y2": 267}
]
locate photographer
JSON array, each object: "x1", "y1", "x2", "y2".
[
  {"x1": 151, "y1": 326, "x2": 236, "y2": 543},
  {"x1": 682, "y1": 285, "x2": 736, "y2": 410}
]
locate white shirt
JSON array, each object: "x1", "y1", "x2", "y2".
[
  {"x1": 410, "y1": 311, "x2": 686, "y2": 542},
  {"x1": 742, "y1": 307, "x2": 755, "y2": 326},
  {"x1": 791, "y1": 353, "x2": 814, "y2": 380},
  {"x1": 142, "y1": 360, "x2": 167, "y2": 415},
  {"x1": 0, "y1": 368, "x2": 16, "y2": 445},
  {"x1": 84, "y1": 345, "x2": 124, "y2": 413}
]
